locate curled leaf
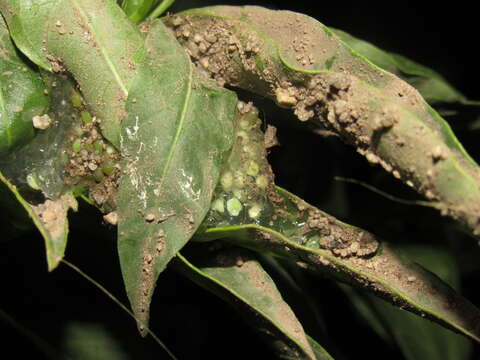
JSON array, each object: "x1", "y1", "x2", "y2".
[
  {"x1": 165, "y1": 6, "x2": 480, "y2": 238},
  {"x1": 195, "y1": 102, "x2": 480, "y2": 344},
  {"x1": 0, "y1": 171, "x2": 76, "y2": 271}
]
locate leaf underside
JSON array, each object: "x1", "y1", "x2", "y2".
[
  {"x1": 174, "y1": 247, "x2": 329, "y2": 359},
  {"x1": 117, "y1": 20, "x2": 237, "y2": 335}
]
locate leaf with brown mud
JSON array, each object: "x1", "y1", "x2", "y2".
[
  {"x1": 0, "y1": 171, "x2": 76, "y2": 271},
  {"x1": 165, "y1": 6, "x2": 480, "y2": 239},
  {"x1": 117, "y1": 20, "x2": 236, "y2": 335},
  {"x1": 195, "y1": 186, "x2": 480, "y2": 344},
  {"x1": 173, "y1": 247, "x2": 330, "y2": 360},
  {"x1": 339, "y1": 245, "x2": 473, "y2": 360},
  {"x1": 331, "y1": 28, "x2": 479, "y2": 106},
  {"x1": 0, "y1": 0, "x2": 144, "y2": 146}
]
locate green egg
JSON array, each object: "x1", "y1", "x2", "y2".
[
  {"x1": 71, "y1": 91, "x2": 82, "y2": 107},
  {"x1": 211, "y1": 198, "x2": 225, "y2": 213},
  {"x1": 227, "y1": 198, "x2": 242, "y2": 216},
  {"x1": 81, "y1": 110, "x2": 93, "y2": 124},
  {"x1": 72, "y1": 138, "x2": 82, "y2": 153}
]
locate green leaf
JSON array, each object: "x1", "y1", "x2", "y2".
[
  {"x1": 194, "y1": 101, "x2": 480, "y2": 344},
  {"x1": 0, "y1": 15, "x2": 49, "y2": 156},
  {"x1": 121, "y1": 0, "x2": 157, "y2": 24},
  {"x1": 0, "y1": 170, "x2": 76, "y2": 271},
  {"x1": 341, "y1": 245, "x2": 472, "y2": 360},
  {"x1": 173, "y1": 247, "x2": 328, "y2": 360},
  {"x1": 117, "y1": 20, "x2": 237, "y2": 335},
  {"x1": 165, "y1": 7, "x2": 480, "y2": 238},
  {"x1": 0, "y1": 73, "x2": 87, "y2": 269},
  {"x1": 197, "y1": 187, "x2": 480, "y2": 344},
  {"x1": 0, "y1": 0, "x2": 145, "y2": 147},
  {"x1": 330, "y1": 28, "x2": 478, "y2": 105},
  {"x1": 148, "y1": 0, "x2": 175, "y2": 20}
]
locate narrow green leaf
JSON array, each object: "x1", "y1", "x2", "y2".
[
  {"x1": 0, "y1": 0, "x2": 145, "y2": 147},
  {"x1": 307, "y1": 336, "x2": 334, "y2": 360},
  {"x1": 331, "y1": 28, "x2": 478, "y2": 105},
  {"x1": 148, "y1": 0, "x2": 175, "y2": 20},
  {"x1": 0, "y1": 15, "x2": 49, "y2": 156},
  {"x1": 165, "y1": 7, "x2": 480, "y2": 238},
  {"x1": 341, "y1": 245, "x2": 472, "y2": 360},
  {"x1": 173, "y1": 248, "x2": 326, "y2": 360},
  {"x1": 0, "y1": 171, "x2": 76, "y2": 271},
  {"x1": 117, "y1": 20, "x2": 236, "y2": 335}
]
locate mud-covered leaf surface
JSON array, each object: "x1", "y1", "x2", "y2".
[
  {"x1": 340, "y1": 245, "x2": 472, "y2": 360},
  {"x1": 193, "y1": 103, "x2": 480, "y2": 344},
  {"x1": 165, "y1": 6, "x2": 480, "y2": 239},
  {"x1": 117, "y1": 20, "x2": 236, "y2": 334},
  {"x1": 0, "y1": 0, "x2": 144, "y2": 146},
  {"x1": 0, "y1": 15, "x2": 49, "y2": 156},
  {"x1": 0, "y1": 170, "x2": 76, "y2": 271},
  {"x1": 173, "y1": 247, "x2": 324, "y2": 360},
  {"x1": 331, "y1": 28, "x2": 479, "y2": 106},
  {"x1": 198, "y1": 188, "x2": 480, "y2": 344}
]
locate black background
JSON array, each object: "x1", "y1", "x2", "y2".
[{"x1": 1, "y1": 1, "x2": 479, "y2": 359}]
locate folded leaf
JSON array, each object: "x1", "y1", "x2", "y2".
[
  {"x1": 0, "y1": 171, "x2": 76, "y2": 271},
  {"x1": 0, "y1": 15, "x2": 49, "y2": 156},
  {"x1": 331, "y1": 28, "x2": 479, "y2": 105},
  {"x1": 197, "y1": 188, "x2": 480, "y2": 344},
  {"x1": 173, "y1": 247, "x2": 327, "y2": 360},
  {"x1": 194, "y1": 102, "x2": 480, "y2": 344},
  {"x1": 0, "y1": 0, "x2": 144, "y2": 146},
  {"x1": 117, "y1": 20, "x2": 236, "y2": 335},
  {"x1": 164, "y1": 6, "x2": 480, "y2": 238}
]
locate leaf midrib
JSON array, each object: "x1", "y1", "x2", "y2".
[
  {"x1": 70, "y1": 0, "x2": 128, "y2": 97},
  {"x1": 155, "y1": 62, "x2": 194, "y2": 196}
]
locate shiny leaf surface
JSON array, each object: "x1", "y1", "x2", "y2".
[
  {"x1": 0, "y1": 15, "x2": 49, "y2": 156},
  {"x1": 0, "y1": 0, "x2": 144, "y2": 146}
]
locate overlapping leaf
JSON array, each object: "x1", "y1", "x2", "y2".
[
  {"x1": 0, "y1": 171, "x2": 76, "y2": 271},
  {"x1": 340, "y1": 245, "x2": 472, "y2": 360},
  {"x1": 165, "y1": 6, "x2": 480, "y2": 238},
  {"x1": 0, "y1": 74, "x2": 82, "y2": 270},
  {"x1": 174, "y1": 247, "x2": 330, "y2": 359},
  {"x1": 0, "y1": 15, "x2": 49, "y2": 156},
  {"x1": 117, "y1": 19, "x2": 237, "y2": 335},
  {"x1": 331, "y1": 28, "x2": 479, "y2": 105},
  {"x1": 0, "y1": 0, "x2": 144, "y2": 146},
  {"x1": 193, "y1": 103, "x2": 480, "y2": 344}
]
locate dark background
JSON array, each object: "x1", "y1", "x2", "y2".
[{"x1": 1, "y1": 1, "x2": 479, "y2": 359}]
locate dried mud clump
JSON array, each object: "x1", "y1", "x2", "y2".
[
  {"x1": 165, "y1": 10, "x2": 480, "y2": 238},
  {"x1": 63, "y1": 105, "x2": 120, "y2": 211},
  {"x1": 33, "y1": 193, "x2": 76, "y2": 239}
]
